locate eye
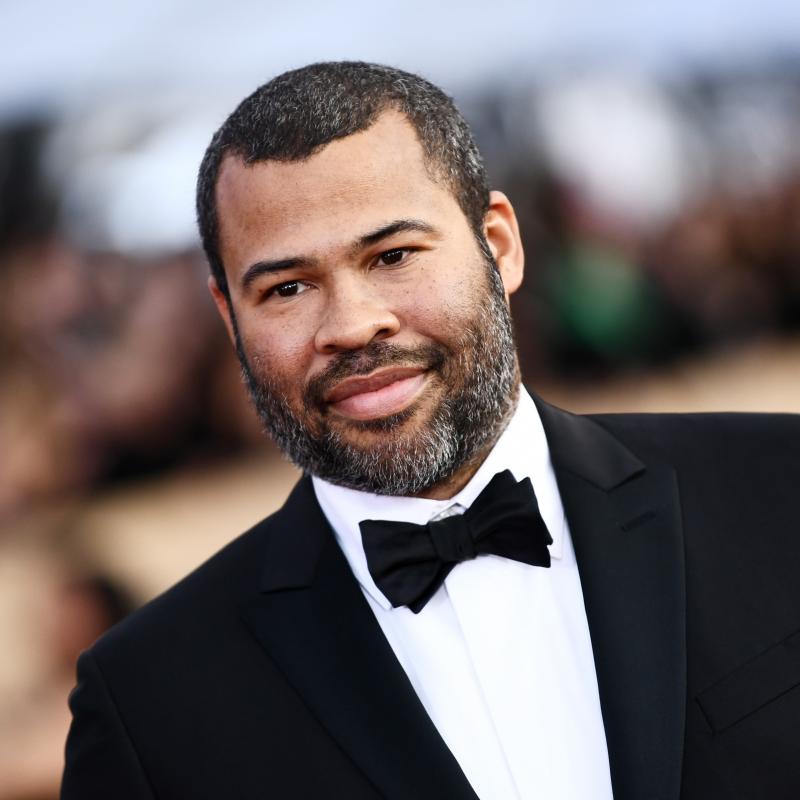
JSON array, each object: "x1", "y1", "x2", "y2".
[
  {"x1": 269, "y1": 280, "x2": 310, "y2": 299},
  {"x1": 377, "y1": 248, "x2": 410, "y2": 267}
]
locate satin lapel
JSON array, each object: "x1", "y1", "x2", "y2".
[
  {"x1": 536, "y1": 398, "x2": 686, "y2": 800},
  {"x1": 241, "y1": 478, "x2": 478, "y2": 800}
]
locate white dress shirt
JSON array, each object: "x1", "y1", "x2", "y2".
[{"x1": 313, "y1": 389, "x2": 613, "y2": 800}]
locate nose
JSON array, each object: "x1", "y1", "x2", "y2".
[{"x1": 314, "y1": 277, "x2": 401, "y2": 354}]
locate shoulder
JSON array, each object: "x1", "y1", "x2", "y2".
[
  {"x1": 90, "y1": 514, "x2": 269, "y2": 665},
  {"x1": 587, "y1": 410, "x2": 800, "y2": 470},
  {"x1": 581, "y1": 410, "x2": 800, "y2": 533},
  {"x1": 88, "y1": 475, "x2": 313, "y2": 670}
]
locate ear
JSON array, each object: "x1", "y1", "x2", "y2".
[
  {"x1": 208, "y1": 275, "x2": 237, "y2": 347},
  {"x1": 483, "y1": 190, "x2": 524, "y2": 298}
]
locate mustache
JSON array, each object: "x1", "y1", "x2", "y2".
[{"x1": 304, "y1": 341, "x2": 446, "y2": 411}]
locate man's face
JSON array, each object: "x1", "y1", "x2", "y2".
[{"x1": 212, "y1": 111, "x2": 524, "y2": 496}]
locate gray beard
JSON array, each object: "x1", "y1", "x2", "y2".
[{"x1": 235, "y1": 258, "x2": 519, "y2": 496}]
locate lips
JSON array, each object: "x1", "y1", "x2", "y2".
[{"x1": 324, "y1": 368, "x2": 428, "y2": 420}]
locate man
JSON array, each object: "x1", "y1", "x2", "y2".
[{"x1": 62, "y1": 62, "x2": 800, "y2": 800}]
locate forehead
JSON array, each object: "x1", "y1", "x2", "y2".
[{"x1": 215, "y1": 111, "x2": 465, "y2": 270}]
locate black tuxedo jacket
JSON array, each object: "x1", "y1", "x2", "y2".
[{"x1": 62, "y1": 400, "x2": 800, "y2": 800}]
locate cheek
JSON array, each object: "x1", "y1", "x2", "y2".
[
  {"x1": 400, "y1": 263, "x2": 483, "y2": 335},
  {"x1": 238, "y1": 315, "x2": 313, "y2": 383}
]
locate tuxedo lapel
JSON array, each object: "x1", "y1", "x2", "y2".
[
  {"x1": 241, "y1": 478, "x2": 478, "y2": 800},
  {"x1": 537, "y1": 399, "x2": 686, "y2": 800}
]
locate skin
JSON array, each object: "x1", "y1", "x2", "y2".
[{"x1": 209, "y1": 110, "x2": 525, "y2": 499}]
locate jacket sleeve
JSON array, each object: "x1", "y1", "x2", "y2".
[{"x1": 61, "y1": 649, "x2": 156, "y2": 800}]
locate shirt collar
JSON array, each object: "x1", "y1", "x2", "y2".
[{"x1": 312, "y1": 387, "x2": 566, "y2": 610}]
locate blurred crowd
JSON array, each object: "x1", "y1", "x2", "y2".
[
  {"x1": 1, "y1": 237, "x2": 261, "y2": 521},
  {"x1": 476, "y1": 63, "x2": 800, "y2": 374},
  {"x1": 1, "y1": 61, "x2": 800, "y2": 798}
]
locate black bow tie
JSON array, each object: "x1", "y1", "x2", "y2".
[{"x1": 359, "y1": 470, "x2": 552, "y2": 613}]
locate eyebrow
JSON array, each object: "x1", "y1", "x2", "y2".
[
  {"x1": 241, "y1": 256, "x2": 311, "y2": 292},
  {"x1": 354, "y1": 218, "x2": 438, "y2": 251},
  {"x1": 240, "y1": 218, "x2": 439, "y2": 292}
]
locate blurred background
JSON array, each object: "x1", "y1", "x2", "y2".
[{"x1": 2, "y1": 1, "x2": 800, "y2": 795}]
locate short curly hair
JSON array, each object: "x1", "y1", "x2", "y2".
[{"x1": 196, "y1": 61, "x2": 490, "y2": 299}]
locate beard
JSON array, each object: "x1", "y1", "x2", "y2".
[{"x1": 234, "y1": 252, "x2": 519, "y2": 496}]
